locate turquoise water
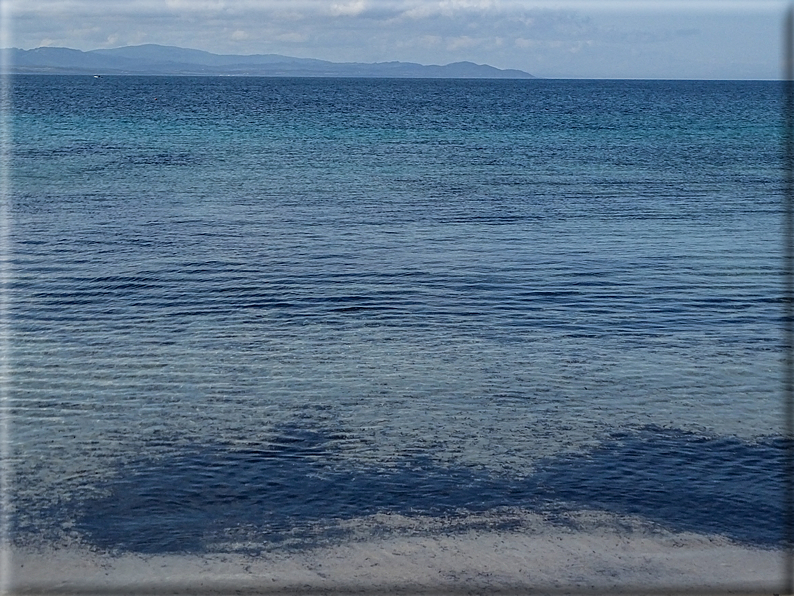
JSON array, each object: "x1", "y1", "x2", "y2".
[{"x1": 8, "y1": 76, "x2": 786, "y2": 552}]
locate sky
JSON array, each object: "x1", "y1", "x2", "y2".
[{"x1": 2, "y1": 0, "x2": 789, "y2": 79}]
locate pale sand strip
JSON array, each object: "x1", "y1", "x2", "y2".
[{"x1": 6, "y1": 512, "x2": 785, "y2": 595}]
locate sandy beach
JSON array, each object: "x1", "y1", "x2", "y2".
[{"x1": 5, "y1": 510, "x2": 784, "y2": 595}]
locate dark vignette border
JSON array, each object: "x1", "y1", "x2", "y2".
[{"x1": 784, "y1": 6, "x2": 794, "y2": 596}]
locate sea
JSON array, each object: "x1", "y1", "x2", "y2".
[{"x1": 6, "y1": 75, "x2": 787, "y2": 557}]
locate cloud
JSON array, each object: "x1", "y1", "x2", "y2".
[
  {"x1": 165, "y1": 0, "x2": 227, "y2": 10},
  {"x1": 231, "y1": 29, "x2": 248, "y2": 40},
  {"x1": 329, "y1": 0, "x2": 367, "y2": 17}
]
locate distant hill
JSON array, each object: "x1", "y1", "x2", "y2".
[{"x1": 4, "y1": 44, "x2": 535, "y2": 79}]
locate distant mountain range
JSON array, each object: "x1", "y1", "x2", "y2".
[{"x1": 5, "y1": 44, "x2": 535, "y2": 79}]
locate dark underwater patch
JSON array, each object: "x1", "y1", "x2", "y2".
[
  {"x1": 15, "y1": 425, "x2": 784, "y2": 554},
  {"x1": 531, "y1": 428, "x2": 784, "y2": 545}
]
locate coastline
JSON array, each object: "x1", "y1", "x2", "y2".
[{"x1": 7, "y1": 510, "x2": 783, "y2": 595}]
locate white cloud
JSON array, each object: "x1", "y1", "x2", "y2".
[
  {"x1": 329, "y1": 0, "x2": 366, "y2": 17},
  {"x1": 231, "y1": 29, "x2": 248, "y2": 40},
  {"x1": 164, "y1": 0, "x2": 227, "y2": 10}
]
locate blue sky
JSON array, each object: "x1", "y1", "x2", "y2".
[{"x1": 3, "y1": 0, "x2": 787, "y2": 79}]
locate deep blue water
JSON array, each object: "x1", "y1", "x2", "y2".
[
  {"x1": 60, "y1": 426, "x2": 785, "y2": 553},
  {"x1": 8, "y1": 76, "x2": 785, "y2": 553}
]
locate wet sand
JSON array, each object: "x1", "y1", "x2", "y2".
[{"x1": 5, "y1": 511, "x2": 784, "y2": 595}]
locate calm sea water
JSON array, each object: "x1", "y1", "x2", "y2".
[{"x1": 8, "y1": 76, "x2": 786, "y2": 553}]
